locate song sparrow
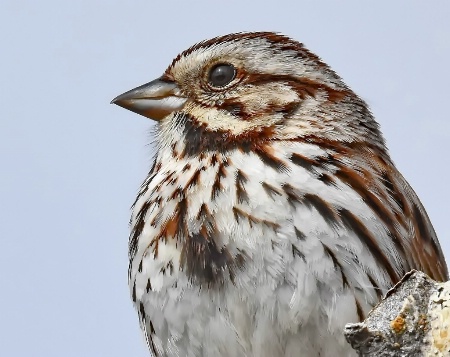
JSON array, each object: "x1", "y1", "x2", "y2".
[{"x1": 112, "y1": 32, "x2": 448, "y2": 356}]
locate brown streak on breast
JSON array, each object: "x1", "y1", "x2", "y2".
[
  {"x1": 322, "y1": 243, "x2": 350, "y2": 289},
  {"x1": 338, "y1": 208, "x2": 400, "y2": 284},
  {"x1": 232, "y1": 206, "x2": 280, "y2": 230},
  {"x1": 254, "y1": 144, "x2": 289, "y2": 172},
  {"x1": 262, "y1": 181, "x2": 283, "y2": 198}
]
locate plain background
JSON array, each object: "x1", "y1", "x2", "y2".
[{"x1": 1, "y1": 1, "x2": 449, "y2": 356}]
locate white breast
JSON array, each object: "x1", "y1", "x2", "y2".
[{"x1": 129, "y1": 141, "x2": 396, "y2": 356}]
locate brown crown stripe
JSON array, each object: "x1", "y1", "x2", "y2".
[
  {"x1": 338, "y1": 208, "x2": 399, "y2": 284},
  {"x1": 167, "y1": 32, "x2": 306, "y2": 72},
  {"x1": 322, "y1": 243, "x2": 349, "y2": 289},
  {"x1": 166, "y1": 32, "x2": 335, "y2": 76}
]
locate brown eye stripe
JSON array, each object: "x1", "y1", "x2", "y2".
[{"x1": 244, "y1": 73, "x2": 350, "y2": 103}]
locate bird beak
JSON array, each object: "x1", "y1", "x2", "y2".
[{"x1": 111, "y1": 78, "x2": 187, "y2": 121}]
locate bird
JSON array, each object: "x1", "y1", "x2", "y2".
[{"x1": 111, "y1": 32, "x2": 448, "y2": 357}]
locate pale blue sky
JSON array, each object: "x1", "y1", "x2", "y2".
[{"x1": 1, "y1": 1, "x2": 449, "y2": 356}]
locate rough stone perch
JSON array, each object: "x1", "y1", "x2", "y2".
[{"x1": 344, "y1": 270, "x2": 450, "y2": 356}]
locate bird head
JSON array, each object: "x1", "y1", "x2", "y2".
[{"x1": 112, "y1": 32, "x2": 384, "y2": 151}]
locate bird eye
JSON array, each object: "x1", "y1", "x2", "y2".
[{"x1": 208, "y1": 63, "x2": 236, "y2": 88}]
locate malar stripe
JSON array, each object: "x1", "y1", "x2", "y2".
[
  {"x1": 338, "y1": 208, "x2": 399, "y2": 284},
  {"x1": 180, "y1": 113, "x2": 278, "y2": 156}
]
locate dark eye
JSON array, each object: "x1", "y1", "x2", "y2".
[{"x1": 208, "y1": 63, "x2": 236, "y2": 88}]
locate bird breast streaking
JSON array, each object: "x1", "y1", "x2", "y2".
[{"x1": 112, "y1": 32, "x2": 448, "y2": 357}]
